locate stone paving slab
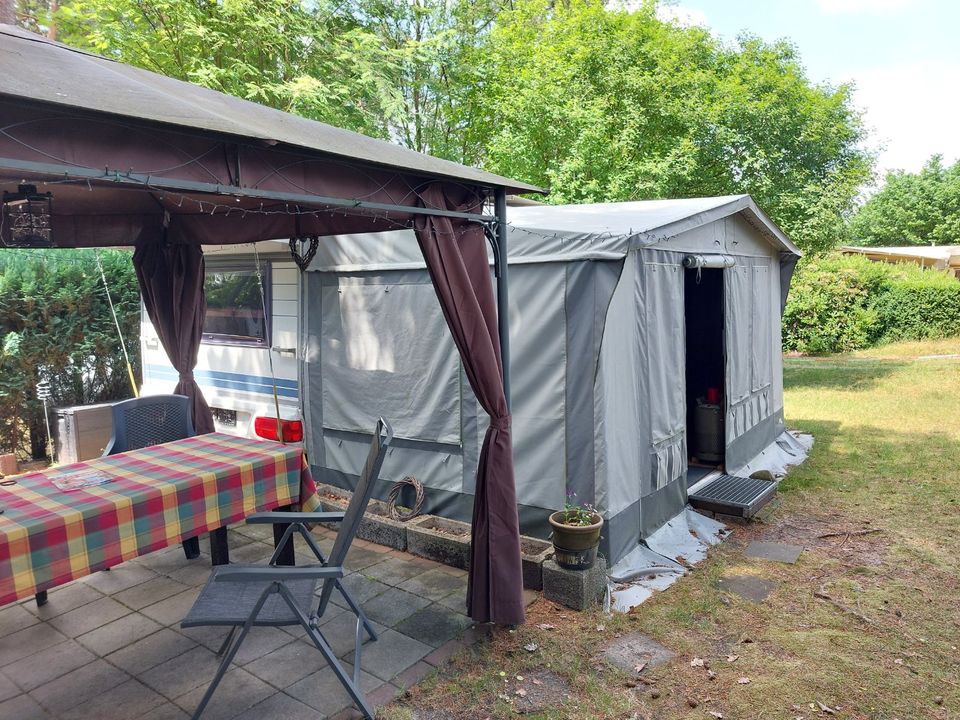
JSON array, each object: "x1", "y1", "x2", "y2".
[
  {"x1": 0, "y1": 602, "x2": 40, "y2": 637},
  {"x1": 3, "y1": 639, "x2": 95, "y2": 692},
  {"x1": 344, "y1": 628, "x2": 433, "y2": 682},
  {"x1": 173, "y1": 667, "x2": 275, "y2": 720},
  {"x1": 396, "y1": 606, "x2": 474, "y2": 648},
  {"x1": 77, "y1": 612, "x2": 164, "y2": 656},
  {"x1": 0, "y1": 523, "x2": 515, "y2": 719},
  {"x1": 744, "y1": 540, "x2": 803, "y2": 564},
  {"x1": 362, "y1": 588, "x2": 432, "y2": 628},
  {"x1": 285, "y1": 662, "x2": 383, "y2": 714},
  {"x1": 717, "y1": 574, "x2": 776, "y2": 602},
  {"x1": 600, "y1": 631, "x2": 675, "y2": 674},
  {"x1": 105, "y1": 629, "x2": 198, "y2": 677}
]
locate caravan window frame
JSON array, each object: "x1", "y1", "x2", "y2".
[{"x1": 201, "y1": 261, "x2": 272, "y2": 347}]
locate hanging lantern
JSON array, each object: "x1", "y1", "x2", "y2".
[{"x1": 2, "y1": 184, "x2": 54, "y2": 248}]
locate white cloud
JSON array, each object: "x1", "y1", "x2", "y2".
[
  {"x1": 816, "y1": 0, "x2": 916, "y2": 15},
  {"x1": 611, "y1": 1, "x2": 708, "y2": 26},
  {"x1": 851, "y1": 60, "x2": 960, "y2": 175},
  {"x1": 655, "y1": 4, "x2": 709, "y2": 26}
]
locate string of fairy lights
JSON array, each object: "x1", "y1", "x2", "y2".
[
  {"x1": 1, "y1": 171, "x2": 636, "y2": 263},
  {"x1": 0, "y1": 114, "x2": 641, "y2": 255}
]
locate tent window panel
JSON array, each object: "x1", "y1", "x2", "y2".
[
  {"x1": 751, "y1": 265, "x2": 773, "y2": 391},
  {"x1": 507, "y1": 265, "x2": 567, "y2": 510},
  {"x1": 724, "y1": 265, "x2": 752, "y2": 404},
  {"x1": 320, "y1": 281, "x2": 461, "y2": 444},
  {"x1": 645, "y1": 263, "x2": 686, "y2": 444}
]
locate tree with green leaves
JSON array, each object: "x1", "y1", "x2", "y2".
[
  {"x1": 464, "y1": 0, "x2": 872, "y2": 253},
  {"x1": 18, "y1": 0, "x2": 873, "y2": 254},
  {"x1": 0, "y1": 249, "x2": 140, "y2": 458},
  {"x1": 53, "y1": 0, "x2": 408, "y2": 139},
  {"x1": 357, "y1": 0, "x2": 501, "y2": 158},
  {"x1": 849, "y1": 155, "x2": 960, "y2": 246}
]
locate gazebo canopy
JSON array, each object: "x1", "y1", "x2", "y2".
[
  {"x1": 0, "y1": 24, "x2": 541, "y2": 248},
  {"x1": 0, "y1": 25, "x2": 536, "y2": 626}
]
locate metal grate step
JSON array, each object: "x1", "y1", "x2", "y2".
[{"x1": 689, "y1": 474, "x2": 777, "y2": 518}]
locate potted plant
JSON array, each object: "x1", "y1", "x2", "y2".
[{"x1": 549, "y1": 493, "x2": 603, "y2": 570}]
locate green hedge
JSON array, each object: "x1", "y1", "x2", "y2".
[
  {"x1": 783, "y1": 253, "x2": 960, "y2": 354},
  {"x1": 0, "y1": 249, "x2": 140, "y2": 458}
]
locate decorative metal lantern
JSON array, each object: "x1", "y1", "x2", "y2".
[
  {"x1": 288, "y1": 235, "x2": 319, "y2": 271},
  {"x1": 36, "y1": 379, "x2": 56, "y2": 463},
  {"x1": 2, "y1": 184, "x2": 54, "y2": 248}
]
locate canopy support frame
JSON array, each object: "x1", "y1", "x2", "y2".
[{"x1": 0, "y1": 156, "x2": 498, "y2": 225}]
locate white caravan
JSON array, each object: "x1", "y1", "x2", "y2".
[{"x1": 140, "y1": 241, "x2": 305, "y2": 443}]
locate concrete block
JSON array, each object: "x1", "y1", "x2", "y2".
[
  {"x1": 406, "y1": 516, "x2": 472, "y2": 570},
  {"x1": 542, "y1": 558, "x2": 607, "y2": 611},
  {"x1": 360, "y1": 500, "x2": 409, "y2": 551},
  {"x1": 316, "y1": 485, "x2": 408, "y2": 551},
  {"x1": 520, "y1": 537, "x2": 552, "y2": 591},
  {"x1": 0, "y1": 452, "x2": 18, "y2": 476}
]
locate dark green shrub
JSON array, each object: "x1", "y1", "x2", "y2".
[
  {"x1": 0, "y1": 249, "x2": 140, "y2": 458},
  {"x1": 872, "y1": 281, "x2": 960, "y2": 342},
  {"x1": 783, "y1": 253, "x2": 960, "y2": 354}
]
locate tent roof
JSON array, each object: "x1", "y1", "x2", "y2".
[
  {"x1": 302, "y1": 194, "x2": 800, "y2": 272},
  {"x1": 0, "y1": 25, "x2": 542, "y2": 195},
  {"x1": 508, "y1": 195, "x2": 800, "y2": 256}
]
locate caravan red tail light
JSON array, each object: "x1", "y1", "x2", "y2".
[{"x1": 254, "y1": 417, "x2": 304, "y2": 443}]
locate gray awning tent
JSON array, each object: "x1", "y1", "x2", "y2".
[
  {"x1": 301, "y1": 196, "x2": 803, "y2": 566},
  {"x1": 0, "y1": 25, "x2": 542, "y2": 625}
]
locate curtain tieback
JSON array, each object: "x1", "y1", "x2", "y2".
[
  {"x1": 490, "y1": 415, "x2": 511, "y2": 431},
  {"x1": 177, "y1": 371, "x2": 195, "y2": 383}
]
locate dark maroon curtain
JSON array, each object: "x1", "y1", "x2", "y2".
[
  {"x1": 133, "y1": 236, "x2": 215, "y2": 434},
  {"x1": 414, "y1": 184, "x2": 524, "y2": 625}
]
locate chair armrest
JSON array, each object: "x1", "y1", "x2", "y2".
[
  {"x1": 213, "y1": 565, "x2": 345, "y2": 582},
  {"x1": 245, "y1": 511, "x2": 346, "y2": 525}
]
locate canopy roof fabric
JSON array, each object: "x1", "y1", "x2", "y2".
[{"x1": 0, "y1": 25, "x2": 540, "y2": 195}]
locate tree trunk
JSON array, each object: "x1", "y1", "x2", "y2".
[
  {"x1": 0, "y1": 0, "x2": 15, "y2": 25},
  {"x1": 29, "y1": 421, "x2": 47, "y2": 460},
  {"x1": 49, "y1": 0, "x2": 60, "y2": 39}
]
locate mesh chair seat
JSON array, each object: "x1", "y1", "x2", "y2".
[{"x1": 182, "y1": 566, "x2": 317, "y2": 628}]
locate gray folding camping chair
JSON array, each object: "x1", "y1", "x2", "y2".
[
  {"x1": 104, "y1": 394, "x2": 202, "y2": 559},
  {"x1": 181, "y1": 418, "x2": 393, "y2": 720}
]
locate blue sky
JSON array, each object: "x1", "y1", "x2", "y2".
[{"x1": 655, "y1": 0, "x2": 960, "y2": 179}]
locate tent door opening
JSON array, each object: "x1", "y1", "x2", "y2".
[{"x1": 684, "y1": 267, "x2": 725, "y2": 475}]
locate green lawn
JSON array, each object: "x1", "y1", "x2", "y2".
[{"x1": 386, "y1": 339, "x2": 960, "y2": 720}]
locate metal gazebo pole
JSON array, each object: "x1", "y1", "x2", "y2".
[{"x1": 494, "y1": 188, "x2": 511, "y2": 410}]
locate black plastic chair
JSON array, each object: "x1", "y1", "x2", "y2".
[
  {"x1": 181, "y1": 418, "x2": 393, "y2": 720},
  {"x1": 104, "y1": 394, "x2": 202, "y2": 559}
]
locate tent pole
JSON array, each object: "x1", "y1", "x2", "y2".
[{"x1": 495, "y1": 188, "x2": 511, "y2": 410}]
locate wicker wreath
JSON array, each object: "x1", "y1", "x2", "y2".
[{"x1": 386, "y1": 475, "x2": 424, "y2": 522}]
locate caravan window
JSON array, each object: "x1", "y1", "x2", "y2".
[{"x1": 202, "y1": 267, "x2": 269, "y2": 345}]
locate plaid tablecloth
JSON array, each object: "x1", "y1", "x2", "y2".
[{"x1": 0, "y1": 432, "x2": 320, "y2": 607}]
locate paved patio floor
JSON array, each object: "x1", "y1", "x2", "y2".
[{"x1": 0, "y1": 523, "x2": 529, "y2": 719}]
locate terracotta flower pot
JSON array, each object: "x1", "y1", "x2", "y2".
[{"x1": 548, "y1": 511, "x2": 603, "y2": 570}]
